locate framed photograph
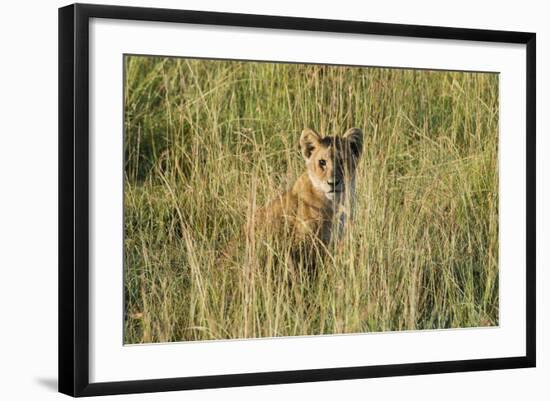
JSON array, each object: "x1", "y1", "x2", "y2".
[{"x1": 58, "y1": 3, "x2": 536, "y2": 397}]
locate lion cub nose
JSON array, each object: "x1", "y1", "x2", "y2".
[{"x1": 328, "y1": 180, "x2": 340, "y2": 187}]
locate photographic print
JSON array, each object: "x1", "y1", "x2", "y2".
[
  {"x1": 59, "y1": 5, "x2": 535, "y2": 395},
  {"x1": 123, "y1": 55, "x2": 499, "y2": 344}
]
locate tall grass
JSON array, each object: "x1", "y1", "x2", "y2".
[{"x1": 123, "y1": 56, "x2": 499, "y2": 344}]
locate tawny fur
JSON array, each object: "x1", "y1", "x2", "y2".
[{"x1": 244, "y1": 127, "x2": 364, "y2": 262}]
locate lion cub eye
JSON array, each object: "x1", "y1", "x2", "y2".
[{"x1": 319, "y1": 159, "x2": 326, "y2": 168}]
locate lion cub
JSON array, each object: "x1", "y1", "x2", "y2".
[{"x1": 247, "y1": 127, "x2": 364, "y2": 264}]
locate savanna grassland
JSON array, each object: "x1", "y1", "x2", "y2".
[{"x1": 123, "y1": 56, "x2": 499, "y2": 344}]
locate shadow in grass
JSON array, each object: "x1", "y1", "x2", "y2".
[{"x1": 35, "y1": 377, "x2": 57, "y2": 392}]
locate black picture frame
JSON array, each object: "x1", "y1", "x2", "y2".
[{"x1": 59, "y1": 3, "x2": 536, "y2": 397}]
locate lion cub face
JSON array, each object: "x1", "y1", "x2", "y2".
[{"x1": 300, "y1": 128, "x2": 364, "y2": 201}]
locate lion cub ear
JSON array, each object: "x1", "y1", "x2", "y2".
[
  {"x1": 343, "y1": 127, "x2": 364, "y2": 159},
  {"x1": 300, "y1": 128, "x2": 321, "y2": 160}
]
